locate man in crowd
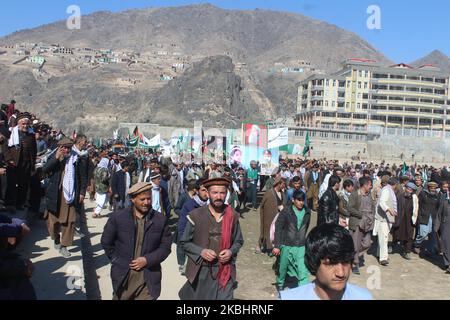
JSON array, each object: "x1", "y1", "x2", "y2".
[
  {"x1": 179, "y1": 177, "x2": 244, "y2": 300},
  {"x1": 414, "y1": 181, "x2": 440, "y2": 256},
  {"x1": 111, "y1": 161, "x2": 131, "y2": 212},
  {"x1": 0, "y1": 212, "x2": 35, "y2": 299},
  {"x1": 177, "y1": 179, "x2": 209, "y2": 275},
  {"x1": 280, "y1": 223, "x2": 372, "y2": 300},
  {"x1": 373, "y1": 177, "x2": 398, "y2": 266},
  {"x1": 5, "y1": 113, "x2": 37, "y2": 212},
  {"x1": 246, "y1": 160, "x2": 259, "y2": 210},
  {"x1": 101, "y1": 182, "x2": 172, "y2": 300},
  {"x1": 304, "y1": 163, "x2": 323, "y2": 211},
  {"x1": 348, "y1": 177, "x2": 375, "y2": 274},
  {"x1": 436, "y1": 181, "x2": 450, "y2": 273},
  {"x1": 273, "y1": 190, "x2": 311, "y2": 291},
  {"x1": 259, "y1": 178, "x2": 286, "y2": 254},
  {"x1": 393, "y1": 182, "x2": 419, "y2": 260},
  {"x1": 43, "y1": 137, "x2": 88, "y2": 258},
  {"x1": 317, "y1": 175, "x2": 342, "y2": 226}
]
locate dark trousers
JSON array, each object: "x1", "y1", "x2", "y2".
[
  {"x1": 246, "y1": 182, "x2": 258, "y2": 208},
  {"x1": 176, "y1": 239, "x2": 186, "y2": 266},
  {"x1": 29, "y1": 172, "x2": 42, "y2": 214},
  {"x1": 5, "y1": 165, "x2": 31, "y2": 208},
  {"x1": 238, "y1": 190, "x2": 247, "y2": 211},
  {"x1": 259, "y1": 175, "x2": 267, "y2": 192}
]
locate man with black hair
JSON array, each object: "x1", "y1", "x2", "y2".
[
  {"x1": 111, "y1": 161, "x2": 131, "y2": 212},
  {"x1": 373, "y1": 177, "x2": 398, "y2": 266},
  {"x1": 348, "y1": 176, "x2": 375, "y2": 274},
  {"x1": 338, "y1": 179, "x2": 355, "y2": 230},
  {"x1": 304, "y1": 163, "x2": 323, "y2": 211},
  {"x1": 280, "y1": 223, "x2": 372, "y2": 300},
  {"x1": 317, "y1": 175, "x2": 344, "y2": 227},
  {"x1": 273, "y1": 190, "x2": 311, "y2": 291},
  {"x1": 286, "y1": 176, "x2": 303, "y2": 203},
  {"x1": 177, "y1": 179, "x2": 209, "y2": 275}
]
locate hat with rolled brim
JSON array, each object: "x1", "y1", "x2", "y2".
[
  {"x1": 57, "y1": 137, "x2": 74, "y2": 148},
  {"x1": 427, "y1": 181, "x2": 438, "y2": 188},
  {"x1": 203, "y1": 177, "x2": 231, "y2": 189},
  {"x1": 16, "y1": 112, "x2": 31, "y2": 122},
  {"x1": 128, "y1": 182, "x2": 152, "y2": 197},
  {"x1": 406, "y1": 182, "x2": 417, "y2": 191},
  {"x1": 273, "y1": 177, "x2": 286, "y2": 187},
  {"x1": 150, "y1": 170, "x2": 161, "y2": 180}
]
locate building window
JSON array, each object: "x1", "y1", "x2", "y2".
[
  {"x1": 325, "y1": 101, "x2": 328, "y2": 107},
  {"x1": 332, "y1": 101, "x2": 336, "y2": 107},
  {"x1": 346, "y1": 102, "x2": 350, "y2": 108},
  {"x1": 364, "y1": 82, "x2": 368, "y2": 89},
  {"x1": 358, "y1": 82, "x2": 362, "y2": 89}
]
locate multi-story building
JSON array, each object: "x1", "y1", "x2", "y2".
[{"x1": 296, "y1": 58, "x2": 450, "y2": 136}]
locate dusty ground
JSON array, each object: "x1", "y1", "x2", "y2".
[
  {"x1": 14, "y1": 197, "x2": 450, "y2": 300},
  {"x1": 234, "y1": 205, "x2": 450, "y2": 300}
]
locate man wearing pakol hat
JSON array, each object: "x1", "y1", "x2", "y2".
[
  {"x1": 4, "y1": 112, "x2": 37, "y2": 212},
  {"x1": 101, "y1": 182, "x2": 172, "y2": 300},
  {"x1": 413, "y1": 181, "x2": 440, "y2": 256},
  {"x1": 373, "y1": 177, "x2": 398, "y2": 266},
  {"x1": 178, "y1": 177, "x2": 244, "y2": 300},
  {"x1": 393, "y1": 181, "x2": 419, "y2": 260},
  {"x1": 42, "y1": 137, "x2": 88, "y2": 258}
]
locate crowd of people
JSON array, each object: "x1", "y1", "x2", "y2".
[{"x1": 1, "y1": 101, "x2": 450, "y2": 300}]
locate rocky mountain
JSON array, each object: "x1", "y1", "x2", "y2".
[
  {"x1": 0, "y1": 3, "x2": 394, "y2": 136},
  {"x1": 410, "y1": 50, "x2": 450, "y2": 73}
]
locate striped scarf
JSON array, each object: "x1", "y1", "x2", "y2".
[{"x1": 62, "y1": 147, "x2": 81, "y2": 204}]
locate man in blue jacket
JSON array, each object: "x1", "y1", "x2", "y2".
[
  {"x1": 177, "y1": 179, "x2": 209, "y2": 275},
  {"x1": 101, "y1": 182, "x2": 172, "y2": 300}
]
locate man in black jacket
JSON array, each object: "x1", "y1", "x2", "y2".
[
  {"x1": 111, "y1": 161, "x2": 131, "y2": 212},
  {"x1": 273, "y1": 190, "x2": 311, "y2": 291},
  {"x1": 43, "y1": 137, "x2": 88, "y2": 258},
  {"x1": 101, "y1": 182, "x2": 172, "y2": 300},
  {"x1": 317, "y1": 175, "x2": 343, "y2": 227}
]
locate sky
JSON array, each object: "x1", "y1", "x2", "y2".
[{"x1": 0, "y1": 0, "x2": 448, "y2": 62}]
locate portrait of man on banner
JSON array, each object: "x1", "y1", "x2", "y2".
[
  {"x1": 259, "y1": 148, "x2": 279, "y2": 176},
  {"x1": 229, "y1": 145, "x2": 243, "y2": 165},
  {"x1": 243, "y1": 123, "x2": 268, "y2": 148}
]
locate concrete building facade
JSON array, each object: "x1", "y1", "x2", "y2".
[{"x1": 296, "y1": 59, "x2": 450, "y2": 137}]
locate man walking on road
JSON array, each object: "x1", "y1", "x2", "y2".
[
  {"x1": 101, "y1": 182, "x2": 172, "y2": 300},
  {"x1": 178, "y1": 177, "x2": 244, "y2": 300}
]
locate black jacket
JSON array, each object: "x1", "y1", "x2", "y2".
[
  {"x1": 317, "y1": 188, "x2": 340, "y2": 226},
  {"x1": 274, "y1": 206, "x2": 311, "y2": 249},
  {"x1": 42, "y1": 153, "x2": 88, "y2": 214},
  {"x1": 111, "y1": 170, "x2": 130, "y2": 202},
  {"x1": 418, "y1": 190, "x2": 440, "y2": 225},
  {"x1": 100, "y1": 207, "x2": 172, "y2": 299}
]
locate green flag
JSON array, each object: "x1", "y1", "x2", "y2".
[
  {"x1": 401, "y1": 162, "x2": 407, "y2": 175},
  {"x1": 302, "y1": 132, "x2": 311, "y2": 157}
]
